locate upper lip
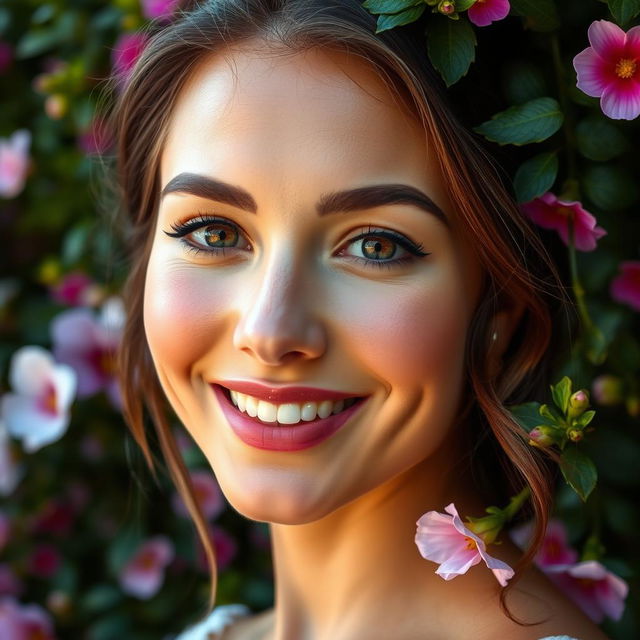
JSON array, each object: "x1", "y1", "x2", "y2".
[{"x1": 213, "y1": 381, "x2": 362, "y2": 403}]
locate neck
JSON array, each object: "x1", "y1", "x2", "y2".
[{"x1": 266, "y1": 436, "x2": 495, "y2": 640}]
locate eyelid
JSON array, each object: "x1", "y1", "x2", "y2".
[{"x1": 338, "y1": 226, "x2": 429, "y2": 258}]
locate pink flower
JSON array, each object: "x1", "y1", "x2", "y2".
[
  {"x1": 0, "y1": 130, "x2": 30, "y2": 199},
  {"x1": 610, "y1": 261, "x2": 640, "y2": 311},
  {"x1": 415, "y1": 503, "x2": 515, "y2": 586},
  {"x1": 119, "y1": 536, "x2": 174, "y2": 599},
  {"x1": 1, "y1": 347, "x2": 76, "y2": 452},
  {"x1": 0, "y1": 564, "x2": 24, "y2": 597},
  {"x1": 31, "y1": 500, "x2": 74, "y2": 537},
  {"x1": 510, "y1": 519, "x2": 578, "y2": 567},
  {"x1": 51, "y1": 298, "x2": 124, "y2": 409},
  {"x1": 573, "y1": 20, "x2": 640, "y2": 120},
  {"x1": 0, "y1": 42, "x2": 12, "y2": 74},
  {"x1": 111, "y1": 33, "x2": 148, "y2": 85},
  {"x1": 467, "y1": 0, "x2": 510, "y2": 27},
  {"x1": 28, "y1": 544, "x2": 61, "y2": 579},
  {"x1": 0, "y1": 597, "x2": 55, "y2": 639},
  {"x1": 546, "y1": 561, "x2": 628, "y2": 623},
  {"x1": 197, "y1": 525, "x2": 238, "y2": 572},
  {"x1": 140, "y1": 0, "x2": 181, "y2": 21},
  {"x1": 172, "y1": 470, "x2": 225, "y2": 520},
  {"x1": 50, "y1": 272, "x2": 95, "y2": 306},
  {"x1": 521, "y1": 192, "x2": 607, "y2": 252},
  {"x1": 592, "y1": 374, "x2": 623, "y2": 405}
]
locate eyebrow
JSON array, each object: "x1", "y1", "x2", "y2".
[{"x1": 161, "y1": 172, "x2": 448, "y2": 226}]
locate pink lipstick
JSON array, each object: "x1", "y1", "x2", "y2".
[{"x1": 211, "y1": 384, "x2": 365, "y2": 451}]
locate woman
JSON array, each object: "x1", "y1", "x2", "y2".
[{"x1": 113, "y1": 1, "x2": 607, "y2": 638}]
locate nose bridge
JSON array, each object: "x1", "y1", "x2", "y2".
[{"x1": 233, "y1": 243, "x2": 325, "y2": 365}]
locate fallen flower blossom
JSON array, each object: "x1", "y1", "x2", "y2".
[
  {"x1": 415, "y1": 503, "x2": 514, "y2": 586},
  {"x1": 522, "y1": 192, "x2": 606, "y2": 252}
]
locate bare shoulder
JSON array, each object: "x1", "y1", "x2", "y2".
[{"x1": 224, "y1": 607, "x2": 274, "y2": 640}]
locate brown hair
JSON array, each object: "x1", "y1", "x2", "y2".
[{"x1": 113, "y1": 0, "x2": 568, "y2": 620}]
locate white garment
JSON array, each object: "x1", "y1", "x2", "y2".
[{"x1": 172, "y1": 605, "x2": 581, "y2": 640}]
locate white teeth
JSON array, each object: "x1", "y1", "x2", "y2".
[
  {"x1": 301, "y1": 402, "x2": 317, "y2": 421},
  {"x1": 277, "y1": 403, "x2": 301, "y2": 424},
  {"x1": 227, "y1": 390, "x2": 357, "y2": 426},
  {"x1": 257, "y1": 400, "x2": 278, "y2": 423}
]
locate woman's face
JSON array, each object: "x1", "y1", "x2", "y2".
[{"x1": 144, "y1": 44, "x2": 483, "y2": 524}]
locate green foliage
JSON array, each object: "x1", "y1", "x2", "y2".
[
  {"x1": 375, "y1": 5, "x2": 426, "y2": 32},
  {"x1": 607, "y1": 0, "x2": 640, "y2": 24},
  {"x1": 509, "y1": 0, "x2": 560, "y2": 32},
  {"x1": 560, "y1": 446, "x2": 598, "y2": 502},
  {"x1": 582, "y1": 164, "x2": 640, "y2": 211},
  {"x1": 502, "y1": 60, "x2": 549, "y2": 105},
  {"x1": 552, "y1": 376, "x2": 573, "y2": 414},
  {"x1": 576, "y1": 116, "x2": 630, "y2": 162},
  {"x1": 474, "y1": 97, "x2": 563, "y2": 145},
  {"x1": 509, "y1": 401, "x2": 543, "y2": 432},
  {"x1": 362, "y1": 0, "x2": 421, "y2": 13},
  {"x1": 513, "y1": 151, "x2": 558, "y2": 203},
  {"x1": 426, "y1": 17, "x2": 476, "y2": 86}
]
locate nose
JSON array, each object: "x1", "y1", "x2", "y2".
[{"x1": 232, "y1": 256, "x2": 327, "y2": 367}]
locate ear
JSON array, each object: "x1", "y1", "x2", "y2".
[{"x1": 487, "y1": 298, "x2": 526, "y2": 375}]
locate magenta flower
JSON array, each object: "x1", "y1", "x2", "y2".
[
  {"x1": 0, "y1": 130, "x2": 30, "y2": 199},
  {"x1": 28, "y1": 544, "x2": 61, "y2": 579},
  {"x1": 140, "y1": 0, "x2": 181, "y2": 21},
  {"x1": 51, "y1": 298, "x2": 124, "y2": 409},
  {"x1": 415, "y1": 503, "x2": 515, "y2": 586},
  {"x1": 510, "y1": 519, "x2": 578, "y2": 567},
  {"x1": 0, "y1": 597, "x2": 55, "y2": 640},
  {"x1": 573, "y1": 20, "x2": 640, "y2": 120},
  {"x1": 546, "y1": 561, "x2": 628, "y2": 623},
  {"x1": 172, "y1": 470, "x2": 225, "y2": 521},
  {"x1": 50, "y1": 272, "x2": 96, "y2": 307},
  {"x1": 77, "y1": 116, "x2": 114, "y2": 156},
  {"x1": 610, "y1": 261, "x2": 640, "y2": 311},
  {"x1": 467, "y1": 0, "x2": 510, "y2": 27},
  {"x1": 119, "y1": 536, "x2": 174, "y2": 599},
  {"x1": 0, "y1": 42, "x2": 12, "y2": 74},
  {"x1": 112, "y1": 33, "x2": 148, "y2": 86},
  {"x1": 522, "y1": 192, "x2": 607, "y2": 252},
  {"x1": 1, "y1": 346, "x2": 76, "y2": 452},
  {"x1": 197, "y1": 525, "x2": 238, "y2": 572}
]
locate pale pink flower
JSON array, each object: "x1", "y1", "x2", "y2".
[
  {"x1": 0, "y1": 597, "x2": 55, "y2": 640},
  {"x1": 1, "y1": 347, "x2": 76, "y2": 452},
  {"x1": 574, "y1": 20, "x2": 640, "y2": 120},
  {"x1": 522, "y1": 192, "x2": 607, "y2": 252},
  {"x1": 610, "y1": 261, "x2": 640, "y2": 311},
  {"x1": 0, "y1": 421, "x2": 23, "y2": 496},
  {"x1": 0, "y1": 130, "x2": 30, "y2": 199},
  {"x1": 111, "y1": 33, "x2": 148, "y2": 85},
  {"x1": 0, "y1": 597, "x2": 23, "y2": 639},
  {"x1": 467, "y1": 0, "x2": 510, "y2": 27},
  {"x1": 140, "y1": 0, "x2": 181, "y2": 21},
  {"x1": 172, "y1": 470, "x2": 225, "y2": 521},
  {"x1": 119, "y1": 536, "x2": 174, "y2": 599},
  {"x1": 546, "y1": 561, "x2": 628, "y2": 623},
  {"x1": 415, "y1": 503, "x2": 515, "y2": 586},
  {"x1": 510, "y1": 519, "x2": 578, "y2": 567},
  {"x1": 51, "y1": 298, "x2": 124, "y2": 409}
]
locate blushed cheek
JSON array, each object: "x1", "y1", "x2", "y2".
[{"x1": 143, "y1": 257, "x2": 231, "y2": 380}]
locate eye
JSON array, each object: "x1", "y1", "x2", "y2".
[
  {"x1": 163, "y1": 215, "x2": 251, "y2": 256},
  {"x1": 338, "y1": 227, "x2": 429, "y2": 268}
]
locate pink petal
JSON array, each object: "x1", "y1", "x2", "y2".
[
  {"x1": 435, "y1": 547, "x2": 481, "y2": 579},
  {"x1": 610, "y1": 261, "x2": 640, "y2": 311},
  {"x1": 475, "y1": 545, "x2": 515, "y2": 586},
  {"x1": 573, "y1": 48, "x2": 610, "y2": 98},
  {"x1": 467, "y1": 0, "x2": 510, "y2": 27},
  {"x1": 588, "y1": 20, "x2": 626, "y2": 58},
  {"x1": 623, "y1": 25, "x2": 640, "y2": 57},
  {"x1": 8, "y1": 347, "x2": 54, "y2": 397},
  {"x1": 415, "y1": 510, "x2": 468, "y2": 563},
  {"x1": 600, "y1": 79, "x2": 640, "y2": 120}
]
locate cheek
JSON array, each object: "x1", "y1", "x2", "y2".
[{"x1": 143, "y1": 255, "x2": 230, "y2": 378}]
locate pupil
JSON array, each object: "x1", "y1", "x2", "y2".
[
  {"x1": 205, "y1": 226, "x2": 236, "y2": 247},
  {"x1": 362, "y1": 237, "x2": 395, "y2": 260}
]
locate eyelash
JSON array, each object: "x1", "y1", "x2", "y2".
[{"x1": 163, "y1": 215, "x2": 430, "y2": 268}]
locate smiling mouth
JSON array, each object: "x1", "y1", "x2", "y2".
[{"x1": 218, "y1": 385, "x2": 363, "y2": 426}]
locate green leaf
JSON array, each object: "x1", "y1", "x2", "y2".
[
  {"x1": 509, "y1": 0, "x2": 560, "y2": 32},
  {"x1": 426, "y1": 17, "x2": 476, "y2": 87},
  {"x1": 607, "y1": 0, "x2": 640, "y2": 24},
  {"x1": 455, "y1": 0, "x2": 476, "y2": 10},
  {"x1": 503, "y1": 60, "x2": 548, "y2": 106},
  {"x1": 475, "y1": 97, "x2": 563, "y2": 146},
  {"x1": 551, "y1": 376, "x2": 572, "y2": 414},
  {"x1": 583, "y1": 164, "x2": 640, "y2": 212},
  {"x1": 577, "y1": 410, "x2": 596, "y2": 428},
  {"x1": 363, "y1": 0, "x2": 421, "y2": 14},
  {"x1": 509, "y1": 401, "x2": 542, "y2": 432},
  {"x1": 559, "y1": 446, "x2": 598, "y2": 501},
  {"x1": 376, "y1": 5, "x2": 426, "y2": 32},
  {"x1": 576, "y1": 117, "x2": 630, "y2": 162},
  {"x1": 514, "y1": 152, "x2": 558, "y2": 203},
  {"x1": 585, "y1": 323, "x2": 609, "y2": 366},
  {"x1": 539, "y1": 403, "x2": 563, "y2": 425}
]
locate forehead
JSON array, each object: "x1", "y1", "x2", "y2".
[{"x1": 160, "y1": 42, "x2": 455, "y2": 212}]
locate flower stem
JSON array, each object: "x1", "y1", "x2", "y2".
[
  {"x1": 503, "y1": 485, "x2": 531, "y2": 522},
  {"x1": 567, "y1": 217, "x2": 594, "y2": 331}
]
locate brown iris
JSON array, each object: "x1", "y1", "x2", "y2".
[
  {"x1": 361, "y1": 236, "x2": 396, "y2": 260},
  {"x1": 204, "y1": 224, "x2": 238, "y2": 248}
]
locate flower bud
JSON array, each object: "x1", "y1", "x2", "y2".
[
  {"x1": 438, "y1": 1, "x2": 456, "y2": 15},
  {"x1": 528, "y1": 426, "x2": 556, "y2": 448},
  {"x1": 592, "y1": 375, "x2": 623, "y2": 406},
  {"x1": 567, "y1": 428, "x2": 583, "y2": 443},
  {"x1": 567, "y1": 389, "x2": 590, "y2": 419},
  {"x1": 45, "y1": 94, "x2": 68, "y2": 120}
]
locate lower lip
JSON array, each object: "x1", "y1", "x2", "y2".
[{"x1": 212, "y1": 385, "x2": 364, "y2": 451}]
